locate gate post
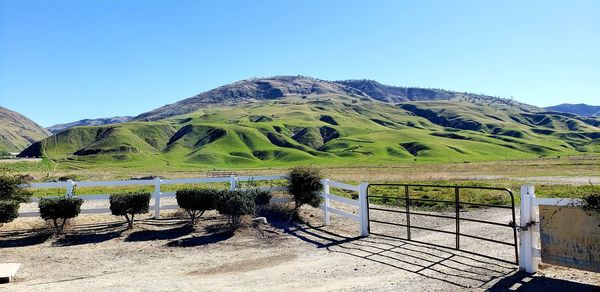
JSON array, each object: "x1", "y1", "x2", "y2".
[
  {"x1": 519, "y1": 185, "x2": 538, "y2": 273},
  {"x1": 322, "y1": 179, "x2": 330, "y2": 226},
  {"x1": 359, "y1": 182, "x2": 369, "y2": 237}
]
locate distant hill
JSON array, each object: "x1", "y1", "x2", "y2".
[
  {"x1": 20, "y1": 76, "x2": 600, "y2": 170},
  {"x1": 545, "y1": 103, "x2": 600, "y2": 117},
  {"x1": 0, "y1": 106, "x2": 51, "y2": 155},
  {"x1": 47, "y1": 116, "x2": 133, "y2": 134}
]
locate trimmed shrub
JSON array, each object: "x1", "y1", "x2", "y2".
[
  {"x1": 0, "y1": 174, "x2": 33, "y2": 203},
  {"x1": 176, "y1": 189, "x2": 219, "y2": 224},
  {"x1": 250, "y1": 189, "x2": 272, "y2": 206},
  {"x1": 109, "y1": 192, "x2": 150, "y2": 229},
  {"x1": 38, "y1": 197, "x2": 83, "y2": 233},
  {"x1": 287, "y1": 165, "x2": 323, "y2": 213},
  {"x1": 0, "y1": 200, "x2": 19, "y2": 227},
  {"x1": 215, "y1": 190, "x2": 256, "y2": 226}
]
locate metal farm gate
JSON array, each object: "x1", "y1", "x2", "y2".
[{"x1": 366, "y1": 184, "x2": 519, "y2": 265}]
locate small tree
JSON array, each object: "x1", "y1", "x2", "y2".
[
  {"x1": 176, "y1": 189, "x2": 218, "y2": 224},
  {"x1": 109, "y1": 192, "x2": 150, "y2": 229},
  {"x1": 38, "y1": 197, "x2": 83, "y2": 233},
  {"x1": 0, "y1": 200, "x2": 19, "y2": 227},
  {"x1": 287, "y1": 165, "x2": 323, "y2": 215},
  {"x1": 215, "y1": 190, "x2": 256, "y2": 227}
]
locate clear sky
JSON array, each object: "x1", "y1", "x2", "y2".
[{"x1": 1, "y1": 0, "x2": 599, "y2": 126}]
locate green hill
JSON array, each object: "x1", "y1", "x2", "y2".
[
  {"x1": 0, "y1": 106, "x2": 51, "y2": 155},
  {"x1": 19, "y1": 77, "x2": 600, "y2": 170}
]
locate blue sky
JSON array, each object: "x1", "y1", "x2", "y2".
[{"x1": 1, "y1": 0, "x2": 599, "y2": 126}]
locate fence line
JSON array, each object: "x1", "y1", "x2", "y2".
[{"x1": 18, "y1": 176, "x2": 368, "y2": 236}]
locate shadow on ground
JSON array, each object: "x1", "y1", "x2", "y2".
[
  {"x1": 274, "y1": 221, "x2": 599, "y2": 290},
  {"x1": 487, "y1": 271, "x2": 600, "y2": 291}
]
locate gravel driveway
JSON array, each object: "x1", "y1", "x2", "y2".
[{"x1": 1, "y1": 203, "x2": 599, "y2": 291}]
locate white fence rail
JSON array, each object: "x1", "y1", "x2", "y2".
[
  {"x1": 519, "y1": 185, "x2": 584, "y2": 273},
  {"x1": 19, "y1": 176, "x2": 370, "y2": 236}
]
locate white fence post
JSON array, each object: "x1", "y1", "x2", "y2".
[
  {"x1": 322, "y1": 179, "x2": 331, "y2": 226},
  {"x1": 154, "y1": 177, "x2": 162, "y2": 219},
  {"x1": 229, "y1": 175, "x2": 237, "y2": 191},
  {"x1": 358, "y1": 182, "x2": 369, "y2": 237},
  {"x1": 519, "y1": 185, "x2": 538, "y2": 273},
  {"x1": 66, "y1": 179, "x2": 74, "y2": 198}
]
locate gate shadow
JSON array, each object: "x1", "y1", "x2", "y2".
[{"x1": 278, "y1": 222, "x2": 519, "y2": 289}]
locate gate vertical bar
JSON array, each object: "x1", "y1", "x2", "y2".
[
  {"x1": 455, "y1": 187, "x2": 460, "y2": 250},
  {"x1": 510, "y1": 190, "x2": 519, "y2": 266},
  {"x1": 404, "y1": 185, "x2": 411, "y2": 240}
]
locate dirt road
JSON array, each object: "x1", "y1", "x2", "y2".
[{"x1": 1, "y1": 206, "x2": 599, "y2": 291}]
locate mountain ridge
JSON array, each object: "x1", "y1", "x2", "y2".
[
  {"x1": 0, "y1": 106, "x2": 51, "y2": 155},
  {"x1": 47, "y1": 116, "x2": 133, "y2": 134},
  {"x1": 134, "y1": 76, "x2": 537, "y2": 121},
  {"x1": 545, "y1": 103, "x2": 600, "y2": 117}
]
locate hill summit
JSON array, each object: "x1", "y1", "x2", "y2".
[{"x1": 134, "y1": 76, "x2": 535, "y2": 121}]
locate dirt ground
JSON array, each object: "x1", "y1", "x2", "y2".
[{"x1": 1, "y1": 204, "x2": 599, "y2": 291}]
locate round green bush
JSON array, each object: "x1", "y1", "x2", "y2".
[
  {"x1": 249, "y1": 189, "x2": 273, "y2": 206},
  {"x1": 109, "y1": 192, "x2": 150, "y2": 228},
  {"x1": 176, "y1": 189, "x2": 219, "y2": 224},
  {"x1": 215, "y1": 190, "x2": 256, "y2": 226},
  {"x1": 287, "y1": 165, "x2": 323, "y2": 213},
  {"x1": 0, "y1": 200, "x2": 19, "y2": 227},
  {"x1": 38, "y1": 197, "x2": 84, "y2": 233}
]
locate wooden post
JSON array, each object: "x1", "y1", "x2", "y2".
[
  {"x1": 154, "y1": 177, "x2": 161, "y2": 219},
  {"x1": 359, "y1": 182, "x2": 369, "y2": 237},
  {"x1": 322, "y1": 179, "x2": 330, "y2": 226}
]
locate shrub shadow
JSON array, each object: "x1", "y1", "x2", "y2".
[
  {"x1": 0, "y1": 231, "x2": 52, "y2": 248},
  {"x1": 125, "y1": 224, "x2": 195, "y2": 242},
  {"x1": 165, "y1": 231, "x2": 234, "y2": 247}
]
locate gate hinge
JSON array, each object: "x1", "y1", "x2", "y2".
[{"x1": 509, "y1": 220, "x2": 537, "y2": 231}]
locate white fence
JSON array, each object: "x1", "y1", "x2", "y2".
[
  {"x1": 19, "y1": 176, "x2": 370, "y2": 236},
  {"x1": 519, "y1": 185, "x2": 584, "y2": 273}
]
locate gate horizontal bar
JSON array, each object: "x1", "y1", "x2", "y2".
[
  {"x1": 458, "y1": 233, "x2": 515, "y2": 246},
  {"x1": 369, "y1": 232, "x2": 517, "y2": 265},
  {"x1": 369, "y1": 219, "x2": 457, "y2": 236}
]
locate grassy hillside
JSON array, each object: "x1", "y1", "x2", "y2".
[
  {"x1": 19, "y1": 93, "x2": 600, "y2": 171},
  {"x1": 0, "y1": 106, "x2": 51, "y2": 155}
]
